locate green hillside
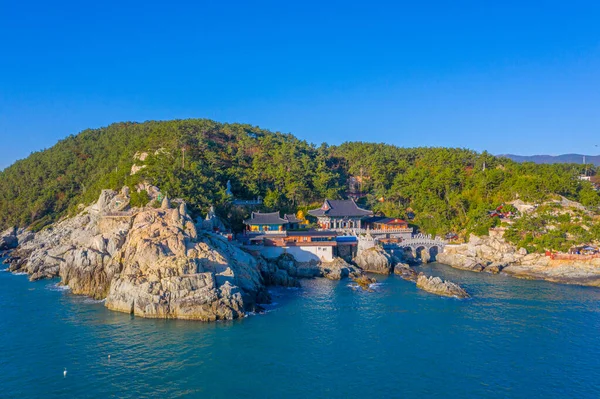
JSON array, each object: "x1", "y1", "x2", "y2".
[{"x1": 1, "y1": 119, "x2": 599, "y2": 242}]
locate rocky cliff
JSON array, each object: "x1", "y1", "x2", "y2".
[
  {"x1": 7, "y1": 188, "x2": 268, "y2": 321},
  {"x1": 438, "y1": 234, "x2": 600, "y2": 287}
]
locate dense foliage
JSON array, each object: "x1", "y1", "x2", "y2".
[
  {"x1": 1, "y1": 119, "x2": 599, "y2": 244},
  {"x1": 503, "y1": 204, "x2": 600, "y2": 253}
]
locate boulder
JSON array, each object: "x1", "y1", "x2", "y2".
[
  {"x1": 319, "y1": 257, "x2": 361, "y2": 280},
  {"x1": 351, "y1": 274, "x2": 377, "y2": 291},
  {"x1": 393, "y1": 263, "x2": 418, "y2": 282},
  {"x1": 0, "y1": 227, "x2": 18, "y2": 251},
  {"x1": 416, "y1": 274, "x2": 469, "y2": 298},
  {"x1": 354, "y1": 246, "x2": 394, "y2": 274},
  {"x1": 483, "y1": 262, "x2": 505, "y2": 274}
]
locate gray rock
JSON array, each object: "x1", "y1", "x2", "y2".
[
  {"x1": 0, "y1": 227, "x2": 18, "y2": 251},
  {"x1": 416, "y1": 274, "x2": 469, "y2": 298},
  {"x1": 354, "y1": 246, "x2": 394, "y2": 274},
  {"x1": 8, "y1": 189, "x2": 269, "y2": 321},
  {"x1": 394, "y1": 263, "x2": 418, "y2": 281},
  {"x1": 484, "y1": 262, "x2": 506, "y2": 274}
]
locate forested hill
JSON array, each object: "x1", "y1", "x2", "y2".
[{"x1": 1, "y1": 119, "x2": 599, "y2": 236}]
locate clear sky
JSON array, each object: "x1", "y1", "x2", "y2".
[{"x1": 1, "y1": 1, "x2": 600, "y2": 169}]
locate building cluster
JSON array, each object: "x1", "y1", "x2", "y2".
[{"x1": 237, "y1": 199, "x2": 413, "y2": 262}]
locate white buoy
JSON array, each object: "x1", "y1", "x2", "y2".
[
  {"x1": 108, "y1": 355, "x2": 111, "y2": 360},
  {"x1": 63, "y1": 368, "x2": 67, "y2": 377}
]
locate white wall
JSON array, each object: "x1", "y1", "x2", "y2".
[{"x1": 256, "y1": 246, "x2": 334, "y2": 262}]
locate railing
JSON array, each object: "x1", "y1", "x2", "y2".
[
  {"x1": 317, "y1": 228, "x2": 413, "y2": 234},
  {"x1": 547, "y1": 253, "x2": 600, "y2": 260},
  {"x1": 356, "y1": 228, "x2": 413, "y2": 234},
  {"x1": 245, "y1": 230, "x2": 287, "y2": 236},
  {"x1": 265, "y1": 241, "x2": 337, "y2": 247}
]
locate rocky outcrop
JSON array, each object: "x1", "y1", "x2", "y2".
[
  {"x1": 0, "y1": 227, "x2": 18, "y2": 251},
  {"x1": 502, "y1": 256, "x2": 600, "y2": 287},
  {"x1": 258, "y1": 254, "x2": 301, "y2": 288},
  {"x1": 7, "y1": 188, "x2": 269, "y2": 321},
  {"x1": 351, "y1": 274, "x2": 377, "y2": 291},
  {"x1": 354, "y1": 246, "x2": 394, "y2": 274},
  {"x1": 437, "y1": 234, "x2": 521, "y2": 273},
  {"x1": 393, "y1": 263, "x2": 468, "y2": 298},
  {"x1": 319, "y1": 257, "x2": 362, "y2": 280},
  {"x1": 437, "y1": 233, "x2": 600, "y2": 287},
  {"x1": 394, "y1": 263, "x2": 418, "y2": 281},
  {"x1": 416, "y1": 274, "x2": 469, "y2": 298}
]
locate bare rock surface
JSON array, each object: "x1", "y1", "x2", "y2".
[
  {"x1": 394, "y1": 263, "x2": 418, "y2": 281},
  {"x1": 319, "y1": 257, "x2": 362, "y2": 280},
  {"x1": 0, "y1": 227, "x2": 18, "y2": 251},
  {"x1": 7, "y1": 189, "x2": 268, "y2": 321},
  {"x1": 438, "y1": 234, "x2": 600, "y2": 287},
  {"x1": 354, "y1": 246, "x2": 394, "y2": 274},
  {"x1": 416, "y1": 274, "x2": 469, "y2": 298}
]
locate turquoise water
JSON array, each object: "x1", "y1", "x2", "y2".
[{"x1": 1, "y1": 262, "x2": 600, "y2": 398}]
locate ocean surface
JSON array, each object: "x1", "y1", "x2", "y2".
[{"x1": 1, "y1": 261, "x2": 600, "y2": 399}]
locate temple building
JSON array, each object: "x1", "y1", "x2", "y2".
[
  {"x1": 308, "y1": 199, "x2": 373, "y2": 230},
  {"x1": 243, "y1": 211, "x2": 300, "y2": 232},
  {"x1": 362, "y1": 216, "x2": 409, "y2": 231}
]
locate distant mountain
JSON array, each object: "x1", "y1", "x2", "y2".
[{"x1": 499, "y1": 154, "x2": 600, "y2": 166}]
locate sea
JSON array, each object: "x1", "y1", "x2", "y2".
[{"x1": 1, "y1": 260, "x2": 600, "y2": 399}]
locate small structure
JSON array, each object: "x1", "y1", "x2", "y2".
[
  {"x1": 308, "y1": 199, "x2": 373, "y2": 230},
  {"x1": 284, "y1": 214, "x2": 302, "y2": 230},
  {"x1": 202, "y1": 205, "x2": 227, "y2": 232},
  {"x1": 569, "y1": 245, "x2": 599, "y2": 255},
  {"x1": 239, "y1": 230, "x2": 356, "y2": 262},
  {"x1": 266, "y1": 231, "x2": 337, "y2": 246},
  {"x1": 362, "y1": 216, "x2": 409, "y2": 231},
  {"x1": 243, "y1": 211, "x2": 296, "y2": 232}
]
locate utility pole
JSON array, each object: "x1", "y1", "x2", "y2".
[{"x1": 181, "y1": 147, "x2": 186, "y2": 169}]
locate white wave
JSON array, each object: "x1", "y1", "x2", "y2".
[
  {"x1": 369, "y1": 283, "x2": 384, "y2": 289},
  {"x1": 12, "y1": 272, "x2": 28, "y2": 276},
  {"x1": 81, "y1": 298, "x2": 105, "y2": 304},
  {"x1": 47, "y1": 283, "x2": 71, "y2": 292}
]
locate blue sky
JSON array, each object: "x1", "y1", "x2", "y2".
[{"x1": 1, "y1": 1, "x2": 600, "y2": 169}]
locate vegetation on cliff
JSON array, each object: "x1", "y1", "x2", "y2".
[
  {"x1": 503, "y1": 203, "x2": 600, "y2": 253},
  {"x1": 1, "y1": 119, "x2": 599, "y2": 244}
]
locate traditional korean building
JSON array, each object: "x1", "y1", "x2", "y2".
[
  {"x1": 243, "y1": 212, "x2": 287, "y2": 232},
  {"x1": 362, "y1": 216, "x2": 409, "y2": 231},
  {"x1": 243, "y1": 211, "x2": 301, "y2": 232},
  {"x1": 284, "y1": 214, "x2": 302, "y2": 230},
  {"x1": 241, "y1": 230, "x2": 356, "y2": 262},
  {"x1": 308, "y1": 199, "x2": 373, "y2": 230}
]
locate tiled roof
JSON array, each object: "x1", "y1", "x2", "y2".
[
  {"x1": 284, "y1": 214, "x2": 301, "y2": 223},
  {"x1": 308, "y1": 199, "x2": 373, "y2": 218},
  {"x1": 243, "y1": 211, "x2": 287, "y2": 225},
  {"x1": 363, "y1": 216, "x2": 407, "y2": 225}
]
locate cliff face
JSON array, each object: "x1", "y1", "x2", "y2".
[
  {"x1": 437, "y1": 234, "x2": 600, "y2": 287},
  {"x1": 7, "y1": 189, "x2": 268, "y2": 321}
]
